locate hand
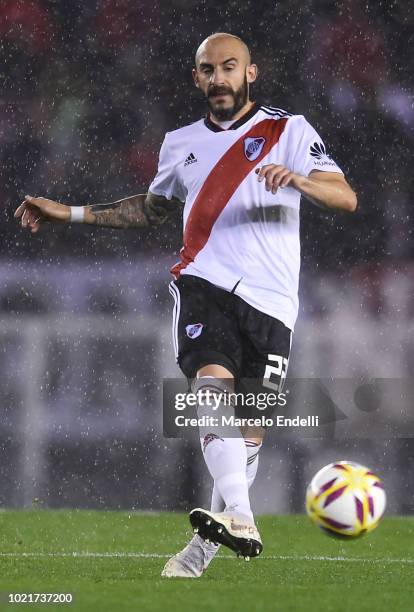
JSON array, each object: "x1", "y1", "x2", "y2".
[
  {"x1": 255, "y1": 164, "x2": 297, "y2": 194},
  {"x1": 14, "y1": 195, "x2": 70, "y2": 233}
]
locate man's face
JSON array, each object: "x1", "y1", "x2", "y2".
[
  {"x1": 193, "y1": 38, "x2": 257, "y2": 121},
  {"x1": 206, "y1": 74, "x2": 249, "y2": 122}
]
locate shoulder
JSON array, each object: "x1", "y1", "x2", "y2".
[
  {"x1": 158, "y1": 119, "x2": 205, "y2": 165},
  {"x1": 259, "y1": 105, "x2": 311, "y2": 129},
  {"x1": 164, "y1": 118, "x2": 205, "y2": 144},
  {"x1": 259, "y1": 104, "x2": 294, "y2": 119}
]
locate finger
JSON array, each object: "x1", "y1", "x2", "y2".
[
  {"x1": 258, "y1": 165, "x2": 286, "y2": 189},
  {"x1": 280, "y1": 172, "x2": 295, "y2": 188},
  {"x1": 265, "y1": 167, "x2": 287, "y2": 191},
  {"x1": 21, "y1": 209, "x2": 30, "y2": 228},
  {"x1": 29, "y1": 217, "x2": 42, "y2": 230},
  {"x1": 22, "y1": 205, "x2": 37, "y2": 228},
  {"x1": 26, "y1": 206, "x2": 41, "y2": 227},
  {"x1": 256, "y1": 165, "x2": 275, "y2": 182},
  {"x1": 14, "y1": 201, "x2": 28, "y2": 218},
  {"x1": 24, "y1": 195, "x2": 44, "y2": 210},
  {"x1": 30, "y1": 220, "x2": 42, "y2": 234},
  {"x1": 271, "y1": 169, "x2": 290, "y2": 193}
]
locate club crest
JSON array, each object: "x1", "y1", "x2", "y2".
[
  {"x1": 244, "y1": 137, "x2": 266, "y2": 161},
  {"x1": 185, "y1": 323, "x2": 204, "y2": 339}
]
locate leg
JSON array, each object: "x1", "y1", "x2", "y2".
[
  {"x1": 162, "y1": 426, "x2": 265, "y2": 577},
  {"x1": 195, "y1": 364, "x2": 253, "y2": 519},
  {"x1": 163, "y1": 276, "x2": 261, "y2": 576},
  {"x1": 162, "y1": 365, "x2": 262, "y2": 577},
  {"x1": 211, "y1": 425, "x2": 265, "y2": 512},
  {"x1": 189, "y1": 365, "x2": 262, "y2": 559}
]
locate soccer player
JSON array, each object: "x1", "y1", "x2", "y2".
[{"x1": 15, "y1": 33, "x2": 357, "y2": 577}]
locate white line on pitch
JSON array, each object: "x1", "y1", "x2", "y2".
[
  {"x1": 0, "y1": 552, "x2": 412, "y2": 564},
  {"x1": 265, "y1": 554, "x2": 414, "y2": 564}
]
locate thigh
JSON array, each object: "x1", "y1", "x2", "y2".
[
  {"x1": 235, "y1": 303, "x2": 292, "y2": 424},
  {"x1": 169, "y1": 275, "x2": 243, "y2": 379},
  {"x1": 239, "y1": 303, "x2": 292, "y2": 389}
]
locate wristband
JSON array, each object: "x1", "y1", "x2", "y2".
[{"x1": 70, "y1": 206, "x2": 85, "y2": 223}]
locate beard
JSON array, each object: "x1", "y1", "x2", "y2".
[{"x1": 207, "y1": 76, "x2": 249, "y2": 121}]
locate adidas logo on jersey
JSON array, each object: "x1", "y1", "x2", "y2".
[{"x1": 184, "y1": 152, "x2": 197, "y2": 166}]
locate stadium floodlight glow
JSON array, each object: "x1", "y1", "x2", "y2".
[{"x1": 306, "y1": 461, "x2": 386, "y2": 538}]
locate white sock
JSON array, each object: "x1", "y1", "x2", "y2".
[
  {"x1": 245, "y1": 440, "x2": 262, "y2": 488},
  {"x1": 195, "y1": 377, "x2": 253, "y2": 521},
  {"x1": 211, "y1": 481, "x2": 225, "y2": 513},
  {"x1": 201, "y1": 440, "x2": 261, "y2": 553},
  {"x1": 211, "y1": 440, "x2": 262, "y2": 512},
  {"x1": 204, "y1": 440, "x2": 252, "y2": 520}
]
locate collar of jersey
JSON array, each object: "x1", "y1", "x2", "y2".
[{"x1": 204, "y1": 101, "x2": 260, "y2": 132}]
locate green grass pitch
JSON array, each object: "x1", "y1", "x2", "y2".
[{"x1": 0, "y1": 511, "x2": 412, "y2": 611}]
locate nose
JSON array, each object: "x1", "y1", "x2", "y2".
[{"x1": 209, "y1": 67, "x2": 226, "y2": 86}]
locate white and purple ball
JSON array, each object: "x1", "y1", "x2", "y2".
[{"x1": 306, "y1": 461, "x2": 386, "y2": 538}]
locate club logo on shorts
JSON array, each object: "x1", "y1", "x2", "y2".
[
  {"x1": 185, "y1": 323, "x2": 204, "y2": 339},
  {"x1": 244, "y1": 137, "x2": 266, "y2": 161}
]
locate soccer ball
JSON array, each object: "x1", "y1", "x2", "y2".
[{"x1": 306, "y1": 461, "x2": 386, "y2": 538}]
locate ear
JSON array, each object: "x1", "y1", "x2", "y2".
[
  {"x1": 192, "y1": 68, "x2": 200, "y2": 88},
  {"x1": 246, "y1": 64, "x2": 258, "y2": 84}
]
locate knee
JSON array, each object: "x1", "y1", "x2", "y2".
[
  {"x1": 197, "y1": 364, "x2": 234, "y2": 381},
  {"x1": 193, "y1": 375, "x2": 234, "y2": 418}
]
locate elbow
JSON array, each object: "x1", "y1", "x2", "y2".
[{"x1": 343, "y1": 191, "x2": 357, "y2": 213}]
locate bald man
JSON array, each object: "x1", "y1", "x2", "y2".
[{"x1": 15, "y1": 32, "x2": 357, "y2": 578}]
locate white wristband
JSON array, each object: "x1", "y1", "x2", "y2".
[{"x1": 70, "y1": 206, "x2": 85, "y2": 223}]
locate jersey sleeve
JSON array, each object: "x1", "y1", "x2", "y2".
[
  {"x1": 148, "y1": 133, "x2": 187, "y2": 202},
  {"x1": 288, "y1": 116, "x2": 343, "y2": 177}
]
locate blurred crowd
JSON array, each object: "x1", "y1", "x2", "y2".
[{"x1": 1, "y1": 0, "x2": 413, "y2": 268}]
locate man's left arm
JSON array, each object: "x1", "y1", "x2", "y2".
[
  {"x1": 292, "y1": 170, "x2": 357, "y2": 212},
  {"x1": 256, "y1": 166, "x2": 357, "y2": 213}
]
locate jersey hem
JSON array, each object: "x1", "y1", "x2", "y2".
[
  {"x1": 179, "y1": 269, "x2": 295, "y2": 332},
  {"x1": 148, "y1": 187, "x2": 185, "y2": 203}
]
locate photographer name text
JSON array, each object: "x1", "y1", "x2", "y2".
[{"x1": 174, "y1": 415, "x2": 319, "y2": 428}]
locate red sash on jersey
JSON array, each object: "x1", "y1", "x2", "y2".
[{"x1": 171, "y1": 118, "x2": 288, "y2": 278}]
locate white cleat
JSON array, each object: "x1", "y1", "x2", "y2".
[
  {"x1": 161, "y1": 534, "x2": 219, "y2": 578},
  {"x1": 189, "y1": 508, "x2": 263, "y2": 559}
]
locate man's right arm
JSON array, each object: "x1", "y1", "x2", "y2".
[
  {"x1": 14, "y1": 192, "x2": 181, "y2": 233},
  {"x1": 86, "y1": 192, "x2": 182, "y2": 228}
]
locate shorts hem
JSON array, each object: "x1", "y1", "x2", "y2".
[{"x1": 178, "y1": 350, "x2": 238, "y2": 379}]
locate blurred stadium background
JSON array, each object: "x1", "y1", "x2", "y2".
[{"x1": 1, "y1": 0, "x2": 413, "y2": 515}]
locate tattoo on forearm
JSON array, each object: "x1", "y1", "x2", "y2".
[
  {"x1": 86, "y1": 194, "x2": 181, "y2": 229},
  {"x1": 88, "y1": 198, "x2": 149, "y2": 229}
]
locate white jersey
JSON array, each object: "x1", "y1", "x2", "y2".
[{"x1": 149, "y1": 103, "x2": 343, "y2": 330}]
